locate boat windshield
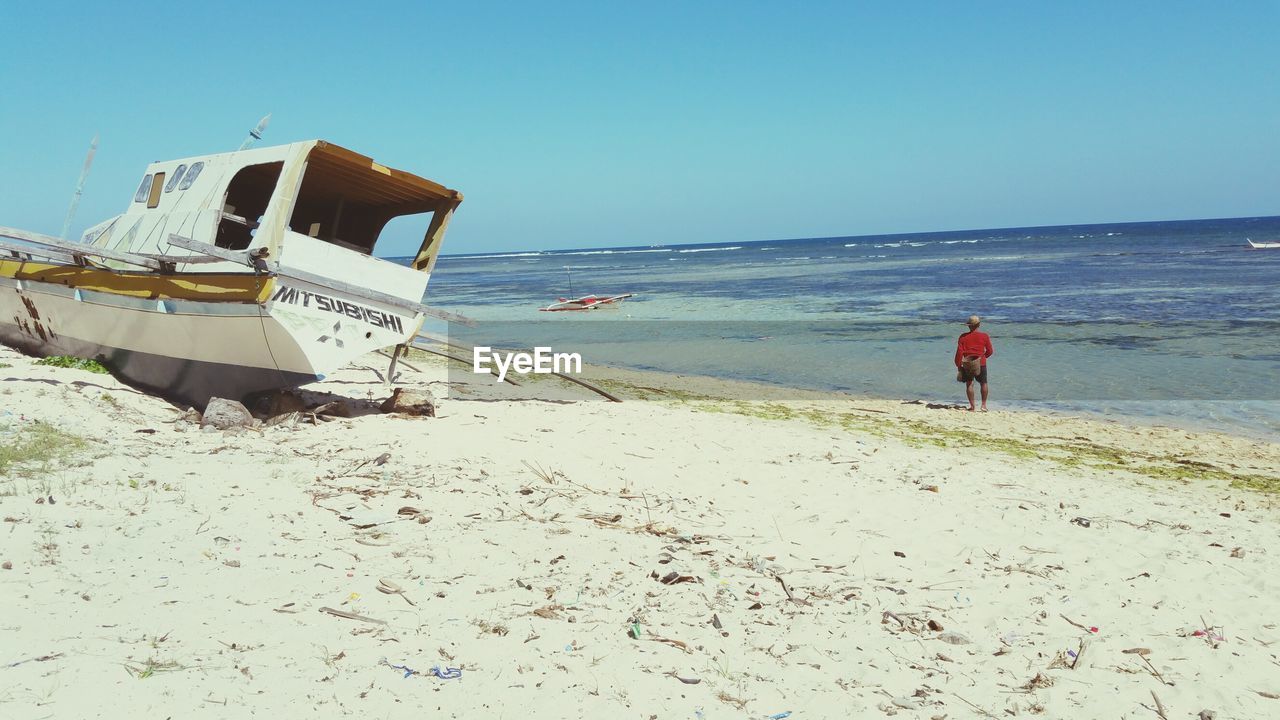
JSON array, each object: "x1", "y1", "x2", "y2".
[{"x1": 288, "y1": 144, "x2": 452, "y2": 255}]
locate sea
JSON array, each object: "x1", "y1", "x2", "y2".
[{"x1": 395, "y1": 216, "x2": 1280, "y2": 439}]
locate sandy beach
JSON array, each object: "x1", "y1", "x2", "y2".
[{"x1": 3, "y1": 342, "x2": 1279, "y2": 719}]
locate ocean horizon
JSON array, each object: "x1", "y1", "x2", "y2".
[{"x1": 401, "y1": 215, "x2": 1280, "y2": 439}]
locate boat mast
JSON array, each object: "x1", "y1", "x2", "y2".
[
  {"x1": 60, "y1": 133, "x2": 98, "y2": 240},
  {"x1": 237, "y1": 113, "x2": 272, "y2": 151}
]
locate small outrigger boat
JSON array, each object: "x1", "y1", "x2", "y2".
[
  {"x1": 1, "y1": 140, "x2": 466, "y2": 407},
  {"x1": 1246, "y1": 238, "x2": 1280, "y2": 249},
  {"x1": 539, "y1": 294, "x2": 635, "y2": 312}
]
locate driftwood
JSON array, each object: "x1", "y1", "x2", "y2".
[
  {"x1": 318, "y1": 606, "x2": 387, "y2": 625},
  {"x1": 408, "y1": 343, "x2": 521, "y2": 386}
]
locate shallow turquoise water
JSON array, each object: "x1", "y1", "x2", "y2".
[{"x1": 406, "y1": 216, "x2": 1280, "y2": 438}]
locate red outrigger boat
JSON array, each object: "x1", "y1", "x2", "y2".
[{"x1": 539, "y1": 293, "x2": 635, "y2": 312}]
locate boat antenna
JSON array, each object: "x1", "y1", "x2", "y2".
[
  {"x1": 564, "y1": 265, "x2": 573, "y2": 296},
  {"x1": 238, "y1": 113, "x2": 272, "y2": 151},
  {"x1": 60, "y1": 133, "x2": 98, "y2": 240}
]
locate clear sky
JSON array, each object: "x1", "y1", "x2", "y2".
[{"x1": 1, "y1": 1, "x2": 1276, "y2": 256}]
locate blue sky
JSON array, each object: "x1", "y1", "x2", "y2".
[{"x1": 1, "y1": 1, "x2": 1276, "y2": 255}]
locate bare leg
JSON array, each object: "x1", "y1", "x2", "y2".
[
  {"x1": 965, "y1": 380, "x2": 976, "y2": 411},
  {"x1": 980, "y1": 382, "x2": 989, "y2": 411}
]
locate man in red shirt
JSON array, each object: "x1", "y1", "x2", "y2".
[{"x1": 955, "y1": 315, "x2": 994, "y2": 411}]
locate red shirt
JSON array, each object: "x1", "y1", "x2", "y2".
[{"x1": 955, "y1": 330, "x2": 994, "y2": 367}]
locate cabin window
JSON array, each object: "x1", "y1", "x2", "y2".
[
  {"x1": 288, "y1": 149, "x2": 442, "y2": 256},
  {"x1": 215, "y1": 161, "x2": 283, "y2": 250},
  {"x1": 178, "y1": 161, "x2": 203, "y2": 190},
  {"x1": 147, "y1": 172, "x2": 166, "y2": 208},
  {"x1": 133, "y1": 174, "x2": 153, "y2": 203},
  {"x1": 164, "y1": 165, "x2": 187, "y2": 192}
]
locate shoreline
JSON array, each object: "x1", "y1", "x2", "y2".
[
  {"x1": 572, "y1": 357, "x2": 1280, "y2": 445},
  {"x1": 3, "y1": 343, "x2": 1279, "y2": 718}
]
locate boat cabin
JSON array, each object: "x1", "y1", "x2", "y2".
[{"x1": 84, "y1": 141, "x2": 462, "y2": 287}]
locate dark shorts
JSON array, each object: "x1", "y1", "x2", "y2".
[{"x1": 971, "y1": 364, "x2": 988, "y2": 385}]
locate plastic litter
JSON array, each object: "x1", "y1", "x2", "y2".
[
  {"x1": 768, "y1": 713, "x2": 792, "y2": 719},
  {"x1": 380, "y1": 658, "x2": 463, "y2": 680}
]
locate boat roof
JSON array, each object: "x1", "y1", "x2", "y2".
[
  {"x1": 145, "y1": 139, "x2": 462, "y2": 211},
  {"x1": 303, "y1": 141, "x2": 462, "y2": 211}
]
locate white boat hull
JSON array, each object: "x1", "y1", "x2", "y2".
[
  {"x1": 1247, "y1": 239, "x2": 1280, "y2": 249},
  {"x1": 0, "y1": 271, "x2": 419, "y2": 407}
]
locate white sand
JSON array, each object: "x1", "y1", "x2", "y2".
[{"x1": 3, "y1": 343, "x2": 1279, "y2": 718}]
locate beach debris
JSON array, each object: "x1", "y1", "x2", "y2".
[
  {"x1": 319, "y1": 606, "x2": 387, "y2": 626},
  {"x1": 893, "y1": 550, "x2": 906, "y2": 558},
  {"x1": 3, "y1": 653, "x2": 63, "y2": 669},
  {"x1": 656, "y1": 571, "x2": 698, "y2": 585},
  {"x1": 628, "y1": 622, "x2": 643, "y2": 639},
  {"x1": 1021, "y1": 672, "x2": 1055, "y2": 690},
  {"x1": 251, "y1": 389, "x2": 308, "y2": 418},
  {"x1": 380, "y1": 658, "x2": 462, "y2": 680},
  {"x1": 651, "y1": 636, "x2": 691, "y2": 653},
  {"x1": 1252, "y1": 690, "x2": 1280, "y2": 700},
  {"x1": 532, "y1": 604, "x2": 564, "y2": 619},
  {"x1": 1150, "y1": 690, "x2": 1170, "y2": 719},
  {"x1": 1071, "y1": 637, "x2": 1092, "y2": 669},
  {"x1": 920, "y1": 484, "x2": 939, "y2": 493},
  {"x1": 1122, "y1": 647, "x2": 1151, "y2": 655},
  {"x1": 1188, "y1": 617, "x2": 1226, "y2": 645},
  {"x1": 768, "y1": 712, "x2": 792, "y2": 719},
  {"x1": 201, "y1": 397, "x2": 254, "y2": 430},
  {"x1": 1230, "y1": 546, "x2": 1245, "y2": 558},
  {"x1": 937, "y1": 631, "x2": 971, "y2": 645},
  {"x1": 1070, "y1": 517, "x2": 1091, "y2": 528},
  {"x1": 380, "y1": 388, "x2": 436, "y2": 416},
  {"x1": 665, "y1": 671, "x2": 702, "y2": 685},
  {"x1": 1, "y1": 561, "x2": 10, "y2": 570},
  {"x1": 1197, "y1": 711, "x2": 1217, "y2": 720},
  {"x1": 1059, "y1": 614, "x2": 1099, "y2": 633},
  {"x1": 377, "y1": 578, "x2": 416, "y2": 606},
  {"x1": 768, "y1": 573, "x2": 808, "y2": 602}
]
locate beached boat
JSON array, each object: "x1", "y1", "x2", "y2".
[
  {"x1": 539, "y1": 294, "x2": 635, "y2": 312},
  {"x1": 1, "y1": 140, "x2": 466, "y2": 407},
  {"x1": 1246, "y1": 238, "x2": 1280, "y2": 249}
]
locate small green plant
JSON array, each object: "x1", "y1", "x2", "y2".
[
  {"x1": 124, "y1": 657, "x2": 181, "y2": 679},
  {"x1": 0, "y1": 362, "x2": 11, "y2": 369},
  {"x1": 100, "y1": 393, "x2": 121, "y2": 408},
  {"x1": 0, "y1": 422, "x2": 89, "y2": 477},
  {"x1": 35, "y1": 355, "x2": 109, "y2": 374}
]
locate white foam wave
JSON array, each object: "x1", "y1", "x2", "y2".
[
  {"x1": 677, "y1": 246, "x2": 743, "y2": 253},
  {"x1": 456, "y1": 251, "x2": 546, "y2": 259}
]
